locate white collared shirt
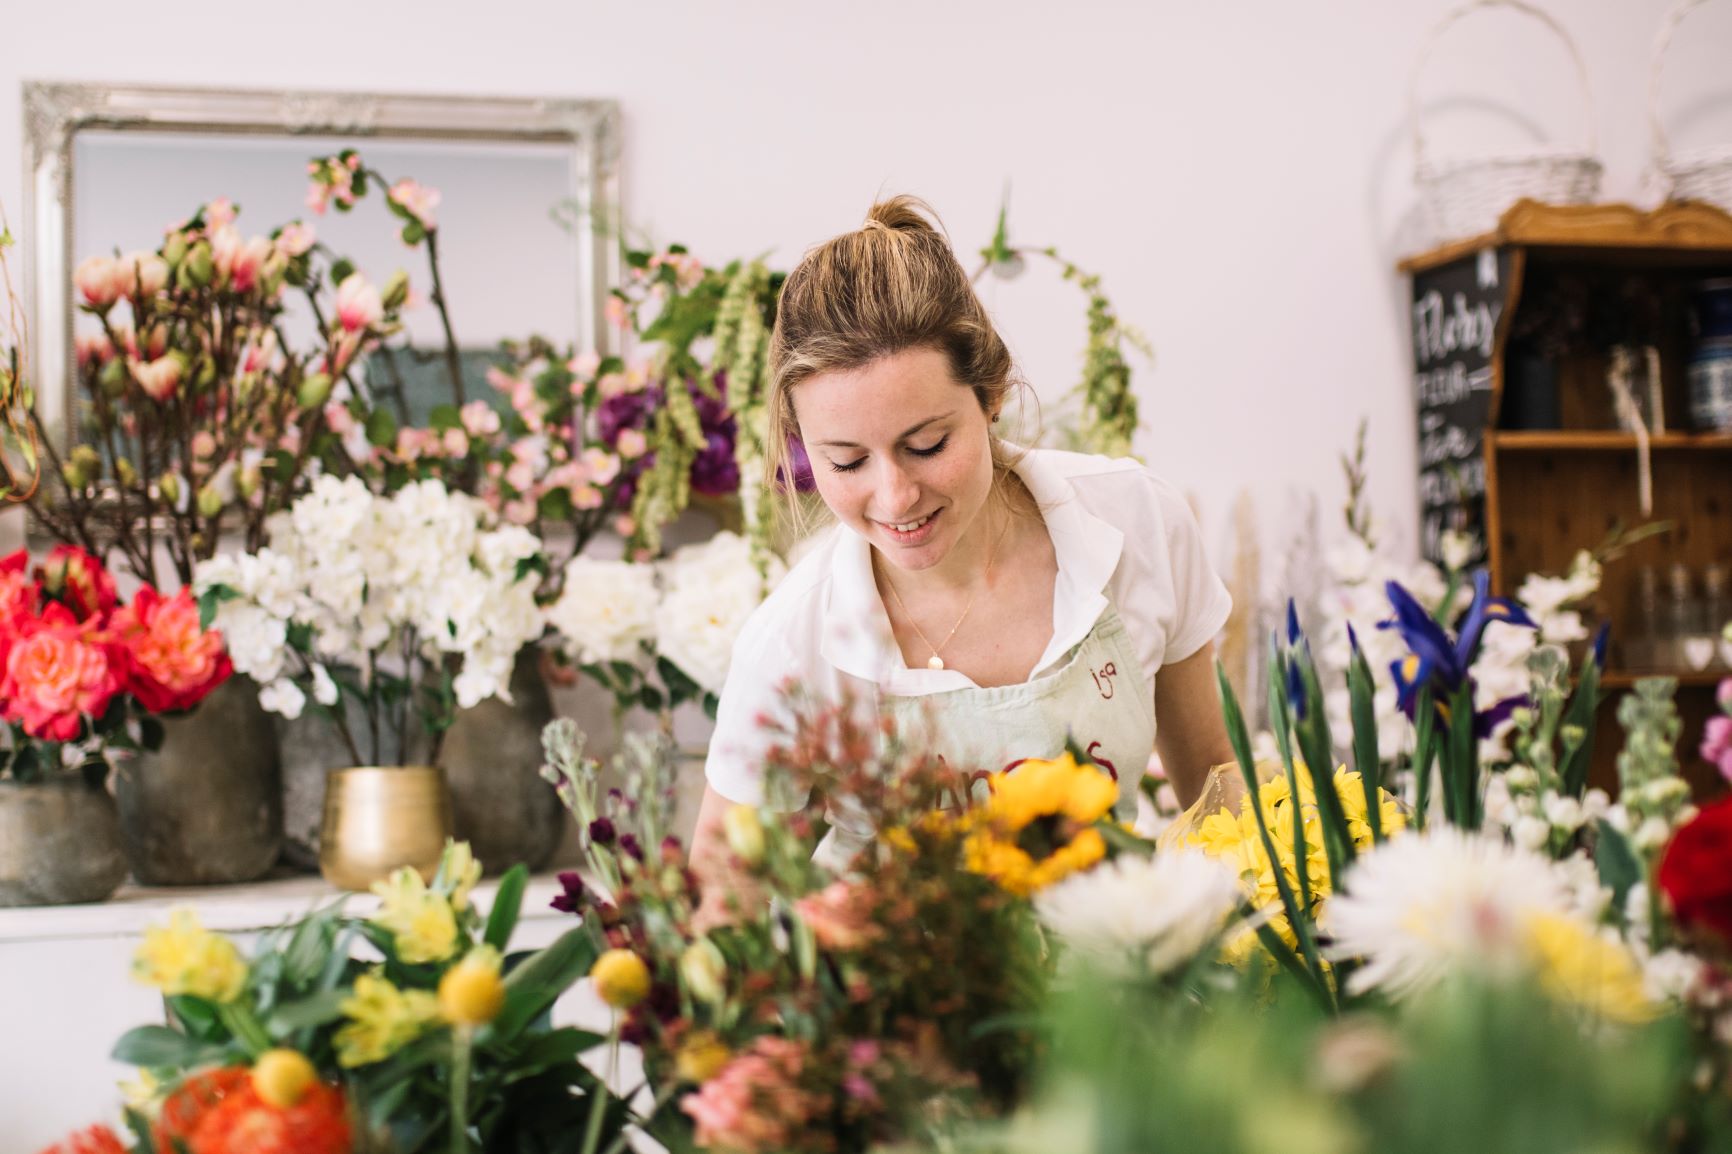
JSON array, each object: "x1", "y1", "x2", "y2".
[{"x1": 705, "y1": 447, "x2": 1232, "y2": 806}]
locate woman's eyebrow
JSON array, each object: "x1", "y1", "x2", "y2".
[{"x1": 813, "y1": 412, "x2": 955, "y2": 450}]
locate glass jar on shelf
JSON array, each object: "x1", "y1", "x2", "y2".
[
  {"x1": 1666, "y1": 563, "x2": 1707, "y2": 673},
  {"x1": 1704, "y1": 562, "x2": 1731, "y2": 672},
  {"x1": 1624, "y1": 564, "x2": 1662, "y2": 671}
]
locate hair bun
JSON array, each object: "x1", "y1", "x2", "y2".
[{"x1": 863, "y1": 194, "x2": 943, "y2": 237}]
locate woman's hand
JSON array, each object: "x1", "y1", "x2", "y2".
[
  {"x1": 1154, "y1": 640, "x2": 1237, "y2": 811},
  {"x1": 687, "y1": 785, "x2": 764, "y2": 934}
]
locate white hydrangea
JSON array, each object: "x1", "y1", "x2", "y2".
[
  {"x1": 193, "y1": 475, "x2": 548, "y2": 720},
  {"x1": 547, "y1": 557, "x2": 661, "y2": 665},
  {"x1": 655, "y1": 531, "x2": 785, "y2": 694}
]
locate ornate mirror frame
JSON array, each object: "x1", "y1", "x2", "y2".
[{"x1": 22, "y1": 82, "x2": 621, "y2": 446}]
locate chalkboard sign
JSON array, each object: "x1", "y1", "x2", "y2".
[{"x1": 1410, "y1": 247, "x2": 1513, "y2": 567}]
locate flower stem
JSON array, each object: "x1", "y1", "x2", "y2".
[{"x1": 449, "y1": 1025, "x2": 473, "y2": 1154}]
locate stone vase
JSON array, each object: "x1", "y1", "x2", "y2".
[
  {"x1": 114, "y1": 677, "x2": 283, "y2": 885},
  {"x1": 0, "y1": 779, "x2": 129, "y2": 906}
]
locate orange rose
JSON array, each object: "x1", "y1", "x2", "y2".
[
  {"x1": 0, "y1": 603, "x2": 120, "y2": 741},
  {"x1": 112, "y1": 586, "x2": 232, "y2": 714}
]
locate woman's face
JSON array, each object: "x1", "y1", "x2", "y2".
[{"x1": 792, "y1": 346, "x2": 996, "y2": 574}]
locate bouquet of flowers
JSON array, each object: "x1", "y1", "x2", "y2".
[
  {"x1": 546, "y1": 530, "x2": 785, "y2": 719},
  {"x1": 34, "y1": 196, "x2": 405, "y2": 586},
  {"x1": 36, "y1": 842, "x2": 629, "y2": 1154},
  {"x1": 192, "y1": 475, "x2": 545, "y2": 766},
  {"x1": 0, "y1": 545, "x2": 230, "y2": 783}
]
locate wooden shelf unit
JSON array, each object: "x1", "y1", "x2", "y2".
[{"x1": 1402, "y1": 200, "x2": 1732, "y2": 799}]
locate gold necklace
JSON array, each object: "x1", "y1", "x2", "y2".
[{"x1": 879, "y1": 513, "x2": 1010, "y2": 671}]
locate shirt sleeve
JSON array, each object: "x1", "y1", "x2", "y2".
[
  {"x1": 1149, "y1": 473, "x2": 1234, "y2": 664},
  {"x1": 703, "y1": 597, "x2": 813, "y2": 812}
]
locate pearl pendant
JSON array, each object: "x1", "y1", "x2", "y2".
[{"x1": 927, "y1": 655, "x2": 945, "y2": 671}]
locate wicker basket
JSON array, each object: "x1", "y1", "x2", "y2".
[
  {"x1": 1411, "y1": 0, "x2": 1604, "y2": 242},
  {"x1": 1652, "y1": 0, "x2": 1732, "y2": 212}
]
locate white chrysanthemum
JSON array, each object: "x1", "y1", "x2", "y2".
[
  {"x1": 1326, "y1": 827, "x2": 1576, "y2": 999},
  {"x1": 548, "y1": 557, "x2": 660, "y2": 665},
  {"x1": 1034, "y1": 850, "x2": 1244, "y2": 976}
]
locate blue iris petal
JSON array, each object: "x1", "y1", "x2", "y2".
[
  {"x1": 1475, "y1": 694, "x2": 1530, "y2": 739},
  {"x1": 1382, "y1": 580, "x2": 1465, "y2": 691},
  {"x1": 1286, "y1": 655, "x2": 1308, "y2": 720},
  {"x1": 1455, "y1": 570, "x2": 1537, "y2": 664},
  {"x1": 1286, "y1": 598, "x2": 1303, "y2": 646},
  {"x1": 1591, "y1": 622, "x2": 1610, "y2": 669}
]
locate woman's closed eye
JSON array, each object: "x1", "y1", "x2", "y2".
[{"x1": 827, "y1": 434, "x2": 948, "y2": 474}]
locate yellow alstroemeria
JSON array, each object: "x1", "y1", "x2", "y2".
[
  {"x1": 132, "y1": 909, "x2": 249, "y2": 1003},
  {"x1": 370, "y1": 866, "x2": 460, "y2": 965},
  {"x1": 440, "y1": 840, "x2": 483, "y2": 913},
  {"x1": 1526, "y1": 913, "x2": 1659, "y2": 1025},
  {"x1": 335, "y1": 972, "x2": 442, "y2": 1068}
]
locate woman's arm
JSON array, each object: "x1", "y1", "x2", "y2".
[
  {"x1": 1153, "y1": 640, "x2": 1236, "y2": 810},
  {"x1": 688, "y1": 784, "x2": 763, "y2": 933}
]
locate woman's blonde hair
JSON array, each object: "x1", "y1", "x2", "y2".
[{"x1": 766, "y1": 196, "x2": 1032, "y2": 521}]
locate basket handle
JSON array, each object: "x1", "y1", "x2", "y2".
[
  {"x1": 1650, "y1": 0, "x2": 1720, "y2": 175},
  {"x1": 1410, "y1": 0, "x2": 1599, "y2": 176}
]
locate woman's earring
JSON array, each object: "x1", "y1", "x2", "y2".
[{"x1": 991, "y1": 413, "x2": 1000, "y2": 424}]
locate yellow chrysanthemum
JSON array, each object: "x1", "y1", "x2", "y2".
[
  {"x1": 370, "y1": 867, "x2": 460, "y2": 965},
  {"x1": 963, "y1": 754, "x2": 1117, "y2": 895},
  {"x1": 119, "y1": 1068, "x2": 160, "y2": 1113},
  {"x1": 132, "y1": 909, "x2": 249, "y2": 1003},
  {"x1": 335, "y1": 972, "x2": 441, "y2": 1068},
  {"x1": 1526, "y1": 913, "x2": 1659, "y2": 1025}
]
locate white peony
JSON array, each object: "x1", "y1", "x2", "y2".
[
  {"x1": 1326, "y1": 827, "x2": 1577, "y2": 999},
  {"x1": 548, "y1": 557, "x2": 661, "y2": 665},
  {"x1": 655, "y1": 532, "x2": 785, "y2": 694},
  {"x1": 1034, "y1": 849, "x2": 1244, "y2": 976}
]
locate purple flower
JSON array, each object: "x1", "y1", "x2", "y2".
[
  {"x1": 619, "y1": 833, "x2": 645, "y2": 863},
  {"x1": 691, "y1": 429, "x2": 740, "y2": 496},
  {"x1": 588, "y1": 817, "x2": 617, "y2": 846},
  {"x1": 778, "y1": 437, "x2": 815, "y2": 493},
  {"x1": 597, "y1": 390, "x2": 652, "y2": 446},
  {"x1": 551, "y1": 870, "x2": 586, "y2": 915}
]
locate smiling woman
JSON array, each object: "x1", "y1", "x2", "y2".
[{"x1": 688, "y1": 196, "x2": 1237, "y2": 905}]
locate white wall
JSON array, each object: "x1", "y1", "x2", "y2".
[{"x1": 5, "y1": 0, "x2": 1730, "y2": 572}]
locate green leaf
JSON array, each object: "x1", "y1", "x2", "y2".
[
  {"x1": 1348, "y1": 644, "x2": 1385, "y2": 842},
  {"x1": 1595, "y1": 819, "x2": 1643, "y2": 917},
  {"x1": 400, "y1": 220, "x2": 425, "y2": 246},
  {"x1": 111, "y1": 1025, "x2": 228, "y2": 1068},
  {"x1": 484, "y1": 927, "x2": 597, "y2": 1043},
  {"x1": 639, "y1": 684, "x2": 665, "y2": 713},
  {"x1": 429, "y1": 403, "x2": 462, "y2": 432},
  {"x1": 1410, "y1": 688, "x2": 1438, "y2": 832},
  {"x1": 1293, "y1": 657, "x2": 1357, "y2": 880},
  {"x1": 1444, "y1": 683, "x2": 1478, "y2": 829},
  {"x1": 329, "y1": 258, "x2": 355, "y2": 286},
  {"x1": 365, "y1": 406, "x2": 398, "y2": 448},
  {"x1": 196, "y1": 584, "x2": 239, "y2": 629},
  {"x1": 269, "y1": 988, "x2": 349, "y2": 1031},
  {"x1": 484, "y1": 864, "x2": 530, "y2": 951},
  {"x1": 1560, "y1": 659, "x2": 1602, "y2": 798},
  {"x1": 488, "y1": 1027, "x2": 606, "y2": 1076}
]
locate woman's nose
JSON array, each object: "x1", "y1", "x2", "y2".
[{"x1": 874, "y1": 459, "x2": 920, "y2": 516}]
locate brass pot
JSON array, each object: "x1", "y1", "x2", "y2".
[
  {"x1": 0, "y1": 779, "x2": 129, "y2": 907},
  {"x1": 318, "y1": 766, "x2": 452, "y2": 892}
]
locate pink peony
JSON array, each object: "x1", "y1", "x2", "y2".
[
  {"x1": 0, "y1": 603, "x2": 120, "y2": 741},
  {"x1": 110, "y1": 586, "x2": 231, "y2": 714},
  {"x1": 334, "y1": 274, "x2": 383, "y2": 333},
  {"x1": 793, "y1": 880, "x2": 881, "y2": 952},
  {"x1": 73, "y1": 256, "x2": 126, "y2": 309},
  {"x1": 387, "y1": 179, "x2": 441, "y2": 231},
  {"x1": 130, "y1": 355, "x2": 184, "y2": 402}
]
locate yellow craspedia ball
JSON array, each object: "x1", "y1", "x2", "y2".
[
  {"x1": 591, "y1": 948, "x2": 652, "y2": 1009},
  {"x1": 439, "y1": 951, "x2": 506, "y2": 1026},
  {"x1": 675, "y1": 1030, "x2": 733, "y2": 1084},
  {"x1": 251, "y1": 1048, "x2": 318, "y2": 1108}
]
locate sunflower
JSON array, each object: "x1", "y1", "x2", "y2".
[{"x1": 963, "y1": 753, "x2": 1118, "y2": 896}]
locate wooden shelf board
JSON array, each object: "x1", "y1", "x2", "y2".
[
  {"x1": 1399, "y1": 199, "x2": 1732, "y2": 274},
  {"x1": 1600, "y1": 669, "x2": 1729, "y2": 690},
  {"x1": 1490, "y1": 431, "x2": 1732, "y2": 451}
]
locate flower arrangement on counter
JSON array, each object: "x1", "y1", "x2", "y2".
[
  {"x1": 0, "y1": 545, "x2": 229, "y2": 783},
  {"x1": 38, "y1": 842, "x2": 626, "y2": 1154},
  {"x1": 192, "y1": 475, "x2": 545, "y2": 765}
]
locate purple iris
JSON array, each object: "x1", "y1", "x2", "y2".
[{"x1": 1381, "y1": 570, "x2": 1537, "y2": 736}]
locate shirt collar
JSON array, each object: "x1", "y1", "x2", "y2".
[{"x1": 819, "y1": 448, "x2": 1125, "y2": 691}]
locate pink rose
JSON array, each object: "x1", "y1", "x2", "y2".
[
  {"x1": 110, "y1": 586, "x2": 231, "y2": 714},
  {"x1": 387, "y1": 179, "x2": 441, "y2": 231},
  {"x1": 334, "y1": 274, "x2": 383, "y2": 332},
  {"x1": 129, "y1": 355, "x2": 183, "y2": 403},
  {"x1": 0, "y1": 604, "x2": 120, "y2": 742},
  {"x1": 74, "y1": 256, "x2": 126, "y2": 309},
  {"x1": 615, "y1": 428, "x2": 648, "y2": 460}
]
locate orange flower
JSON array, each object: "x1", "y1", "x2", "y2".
[
  {"x1": 0, "y1": 603, "x2": 120, "y2": 741},
  {"x1": 189, "y1": 1081, "x2": 352, "y2": 1154},
  {"x1": 155, "y1": 1067, "x2": 251, "y2": 1149},
  {"x1": 35, "y1": 1124, "x2": 127, "y2": 1154},
  {"x1": 111, "y1": 586, "x2": 232, "y2": 713}
]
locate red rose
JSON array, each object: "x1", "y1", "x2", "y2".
[
  {"x1": 1658, "y1": 796, "x2": 1732, "y2": 943},
  {"x1": 111, "y1": 585, "x2": 233, "y2": 714},
  {"x1": 40, "y1": 545, "x2": 117, "y2": 622}
]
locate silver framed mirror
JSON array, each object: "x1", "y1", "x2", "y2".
[{"x1": 22, "y1": 82, "x2": 621, "y2": 447}]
